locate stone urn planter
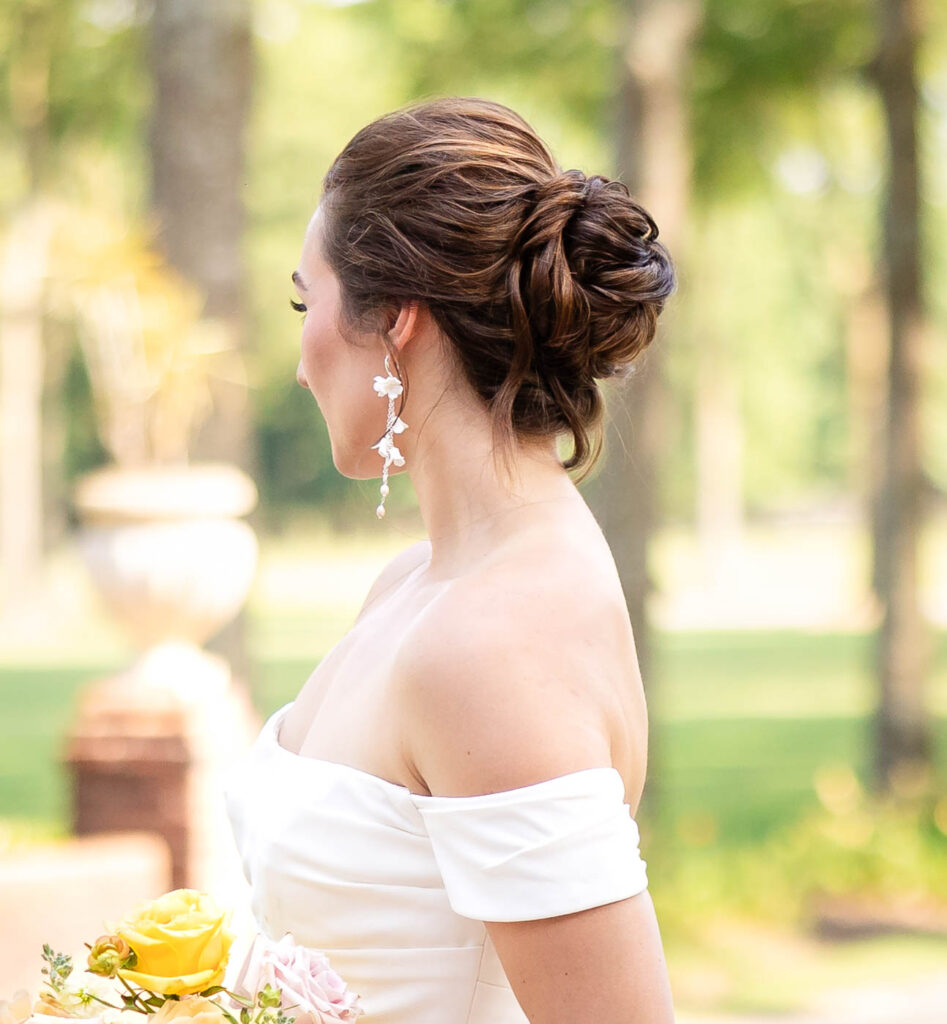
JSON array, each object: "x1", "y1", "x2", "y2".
[
  {"x1": 65, "y1": 461, "x2": 262, "y2": 898},
  {"x1": 73, "y1": 461, "x2": 259, "y2": 692}
]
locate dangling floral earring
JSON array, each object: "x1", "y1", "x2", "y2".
[{"x1": 370, "y1": 354, "x2": 409, "y2": 519}]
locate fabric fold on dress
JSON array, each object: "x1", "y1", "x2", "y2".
[{"x1": 416, "y1": 768, "x2": 648, "y2": 921}]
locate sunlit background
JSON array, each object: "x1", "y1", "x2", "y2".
[{"x1": 1, "y1": 0, "x2": 946, "y2": 1019}]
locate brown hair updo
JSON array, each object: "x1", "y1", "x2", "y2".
[{"x1": 320, "y1": 96, "x2": 675, "y2": 483}]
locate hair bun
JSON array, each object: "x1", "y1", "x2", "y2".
[
  {"x1": 568, "y1": 175, "x2": 675, "y2": 379},
  {"x1": 510, "y1": 170, "x2": 594, "y2": 279},
  {"x1": 510, "y1": 170, "x2": 675, "y2": 386}
]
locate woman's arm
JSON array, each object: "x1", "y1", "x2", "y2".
[
  {"x1": 484, "y1": 891, "x2": 675, "y2": 1024},
  {"x1": 393, "y1": 577, "x2": 676, "y2": 1024}
]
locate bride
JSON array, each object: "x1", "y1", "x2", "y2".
[{"x1": 225, "y1": 96, "x2": 676, "y2": 1024}]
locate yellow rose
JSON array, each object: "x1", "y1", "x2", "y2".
[
  {"x1": 114, "y1": 889, "x2": 235, "y2": 996},
  {"x1": 149, "y1": 998, "x2": 228, "y2": 1024}
]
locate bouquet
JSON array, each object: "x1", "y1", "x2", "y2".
[{"x1": 0, "y1": 889, "x2": 362, "y2": 1024}]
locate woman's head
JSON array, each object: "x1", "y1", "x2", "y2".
[{"x1": 300, "y1": 96, "x2": 675, "y2": 485}]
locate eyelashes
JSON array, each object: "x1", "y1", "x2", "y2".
[{"x1": 290, "y1": 298, "x2": 307, "y2": 316}]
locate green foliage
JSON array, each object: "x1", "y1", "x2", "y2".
[
  {"x1": 651, "y1": 780, "x2": 947, "y2": 938},
  {"x1": 41, "y1": 943, "x2": 73, "y2": 991},
  {"x1": 0, "y1": 0, "x2": 146, "y2": 197},
  {"x1": 254, "y1": 374, "x2": 345, "y2": 523},
  {"x1": 777, "y1": 791, "x2": 947, "y2": 908},
  {"x1": 691, "y1": 0, "x2": 873, "y2": 201},
  {"x1": 59, "y1": 337, "x2": 109, "y2": 485},
  {"x1": 368, "y1": 0, "x2": 619, "y2": 162},
  {"x1": 48, "y1": 190, "x2": 236, "y2": 465},
  {"x1": 1, "y1": 0, "x2": 945, "y2": 518}
]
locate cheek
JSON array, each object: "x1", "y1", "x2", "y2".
[
  {"x1": 299, "y1": 310, "x2": 338, "y2": 384},
  {"x1": 300, "y1": 316, "x2": 375, "y2": 419}
]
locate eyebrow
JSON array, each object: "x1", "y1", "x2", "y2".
[{"x1": 292, "y1": 270, "x2": 307, "y2": 291}]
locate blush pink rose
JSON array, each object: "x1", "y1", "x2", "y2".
[{"x1": 231, "y1": 933, "x2": 362, "y2": 1024}]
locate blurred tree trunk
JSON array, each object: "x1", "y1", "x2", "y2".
[
  {"x1": 146, "y1": 0, "x2": 255, "y2": 680},
  {"x1": 841, "y1": 269, "x2": 887, "y2": 502},
  {"x1": 0, "y1": 4, "x2": 56, "y2": 611},
  {"x1": 868, "y1": 0, "x2": 932, "y2": 795},
  {"x1": 591, "y1": 0, "x2": 699, "y2": 813}
]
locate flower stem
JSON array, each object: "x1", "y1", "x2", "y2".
[
  {"x1": 220, "y1": 989, "x2": 253, "y2": 1008},
  {"x1": 117, "y1": 977, "x2": 151, "y2": 1014},
  {"x1": 86, "y1": 994, "x2": 125, "y2": 1011}
]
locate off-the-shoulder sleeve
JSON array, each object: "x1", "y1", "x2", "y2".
[{"x1": 413, "y1": 766, "x2": 648, "y2": 922}]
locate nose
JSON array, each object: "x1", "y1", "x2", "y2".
[{"x1": 296, "y1": 360, "x2": 308, "y2": 389}]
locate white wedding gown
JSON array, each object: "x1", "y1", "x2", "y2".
[{"x1": 223, "y1": 700, "x2": 649, "y2": 1024}]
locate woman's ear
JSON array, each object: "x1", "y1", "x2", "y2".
[{"x1": 388, "y1": 301, "x2": 421, "y2": 354}]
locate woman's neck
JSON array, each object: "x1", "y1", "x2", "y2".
[{"x1": 404, "y1": 403, "x2": 583, "y2": 577}]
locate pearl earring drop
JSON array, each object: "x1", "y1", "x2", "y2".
[{"x1": 370, "y1": 354, "x2": 408, "y2": 519}]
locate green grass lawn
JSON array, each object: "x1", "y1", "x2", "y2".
[
  {"x1": 3, "y1": 628, "x2": 945, "y2": 845},
  {"x1": 3, "y1": 518, "x2": 947, "y2": 1018},
  {"x1": 3, "y1": 616, "x2": 946, "y2": 1017}
]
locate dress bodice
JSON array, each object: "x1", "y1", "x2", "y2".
[{"x1": 222, "y1": 701, "x2": 649, "y2": 1024}]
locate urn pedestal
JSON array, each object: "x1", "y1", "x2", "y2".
[{"x1": 63, "y1": 463, "x2": 262, "y2": 911}]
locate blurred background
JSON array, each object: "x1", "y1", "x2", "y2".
[{"x1": 1, "y1": 0, "x2": 946, "y2": 1019}]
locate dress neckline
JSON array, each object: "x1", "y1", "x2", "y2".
[
  {"x1": 266, "y1": 701, "x2": 624, "y2": 803},
  {"x1": 269, "y1": 701, "x2": 429, "y2": 797}
]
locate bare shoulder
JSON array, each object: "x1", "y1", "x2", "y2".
[
  {"x1": 392, "y1": 537, "x2": 647, "y2": 803},
  {"x1": 354, "y1": 537, "x2": 432, "y2": 622}
]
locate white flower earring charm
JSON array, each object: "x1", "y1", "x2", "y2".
[{"x1": 370, "y1": 354, "x2": 409, "y2": 519}]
